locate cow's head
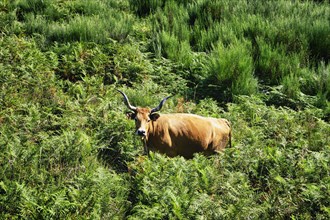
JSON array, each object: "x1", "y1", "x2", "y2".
[{"x1": 117, "y1": 90, "x2": 172, "y2": 137}]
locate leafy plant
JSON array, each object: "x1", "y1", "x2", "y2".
[{"x1": 0, "y1": 0, "x2": 329, "y2": 219}]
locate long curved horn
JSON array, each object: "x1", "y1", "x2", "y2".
[
  {"x1": 116, "y1": 89, "x2": 137, "y2": 111},
  {"x1": 151, "y1": 95, "x2": 172, "y2": 113}
]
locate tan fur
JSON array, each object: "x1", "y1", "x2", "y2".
[{"x1": 134, "y1": 108, "x2": 231, "y2": 159}]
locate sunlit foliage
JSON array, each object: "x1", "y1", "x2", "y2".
[{"x1": 0, "y1": 0, "x2": 329, "y2": 219}]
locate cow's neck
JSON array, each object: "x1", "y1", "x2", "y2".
[{"x1": 145, "y1": 120, "x2": 156, "y2": 141}]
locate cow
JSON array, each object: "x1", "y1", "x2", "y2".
[{"x1": 117, "y1": 90, "x2": 231, "y2": 159}]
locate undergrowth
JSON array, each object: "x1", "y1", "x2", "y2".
[{"x1": 0, "y1": 0, "x2": 329, "y2": 219}]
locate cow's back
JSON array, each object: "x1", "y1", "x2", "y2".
[
  {"x1": 147, "y1": 114, "x2": 231, "y2": 158},
  {"x1": 210, "y1": 118, "x2": 231, "y2": 151}
]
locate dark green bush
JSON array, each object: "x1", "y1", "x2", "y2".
[{"x1": 207, "y1": 40, "x2": 258, "y2": 100}]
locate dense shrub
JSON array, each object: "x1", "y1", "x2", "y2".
[
  {"x1": 6, "y1": 0, "x2": 134, "y2": 44},
  {"x1": 208, "y1": 40, "x2": 258, "y2": 100},
  {"x1": 0, "y1": 0, "x2": 329, "y2": 219},
  {"x1": 143, "y1": 0, "x2": 329, "y2": 103}
]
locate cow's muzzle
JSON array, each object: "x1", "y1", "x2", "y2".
[{"x1": 136, "y1": 129, "x2": 146, "y2": 137}]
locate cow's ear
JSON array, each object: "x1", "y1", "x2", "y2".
[
  {"x1": 150, "y1": 113, "x2": 160, "y2": 121},
  {"x1": 126, "y1": 112, "x2": 136, "y2": 120}
]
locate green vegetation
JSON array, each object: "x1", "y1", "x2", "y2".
[{"x1": 0, "y1": 0, "x2": 329, "y2": 219}]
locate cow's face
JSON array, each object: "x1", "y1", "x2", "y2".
[
  {"x1": 127, "y1": 108, "x2": 160, "y2": 137},
  {"x1": 117, "y1": 89, "x2": 171, "y2": 137}
]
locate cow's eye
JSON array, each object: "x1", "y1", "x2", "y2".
[{"x1": 147, "y1": 119, "x2": 151, "y2": 123}]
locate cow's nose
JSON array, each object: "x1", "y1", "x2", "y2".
[{"x1": 137, "y1": 129, "x2": 146, "y2": 136}]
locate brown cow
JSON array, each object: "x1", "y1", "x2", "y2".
[{"x1": 117, "y1": 90, "x2": 231, "y2": 158}]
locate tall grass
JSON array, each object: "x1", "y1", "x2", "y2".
[
  {"x1": 0, "y1": 0, "x2": 329, "y2": 219},
  {"x1": 140, "y1": 0, "x2": 329, "y2": 103},
  {"x1": 208, "y1": 40, "x2": 258, "y2": 99},
  {"x1": 10, "y1": 0, "x2": 134, "y2": 44}
]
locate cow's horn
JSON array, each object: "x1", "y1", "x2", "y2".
[
  {"x1": 116, "y1": 89, "x2": 137, "y2": 111},
  {"x1": 151, "y1": 95, "x2": 172, "y2": 113}
]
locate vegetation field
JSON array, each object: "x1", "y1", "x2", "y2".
[{"x1": 0, "y1": 0, "x2": 329, "y2": 219}]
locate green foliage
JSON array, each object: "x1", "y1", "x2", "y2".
[
  {"x1": 150, "y1": 57, "x2": 189, "y2": 96},
  {"x1": 0, "y1": 36, "x2": 134, "y2": 219},
  {"x1": 0, "y1": 0, "x2": 329, "y2": 219},
  {"x1": 113, "y1": 42, "x2": 154, "y2": 84},
  {"x1": 208, "y1": 40, "x2": 258, "y2": 100},
  {"x1": 222, "y1": 96, "x2": 330, "y2": 218},
  {"x1": 141, "y1": 0, "x2": 329, "y2": 103},
  {"x1": 129, "y1": 0, "x2": 166, "y2": 17},
  {"x1": 45, "y1": 13, "x2": 132, "y2": 44},
  {"x1": 128, "y1": 154, "x2": 262, "y2": 219},
  {"x1": 281, "y1": 72, "x2": 301, "y2": 99},
  {"x1": 3, "y1": 0, "x2": 133, "y2": 44},
  {"x1": 52, "y1": 42, "x2": 112, "y2": 81}
]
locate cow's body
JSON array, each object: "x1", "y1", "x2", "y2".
[
  {"x1": 146, "y1": 113, "x2": 231, "y2": 158},
  {"x1": 117, "y1": 90, "x2": 231, "y2": 158}
]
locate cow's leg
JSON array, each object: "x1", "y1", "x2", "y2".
[{"x1": 143, "y1": 139, "x2": 150, "y2": 156}]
